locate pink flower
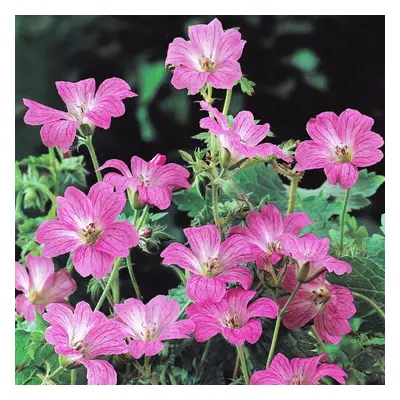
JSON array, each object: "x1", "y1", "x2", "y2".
[
  {"x1": 98, "y1": 153, "x2": 190, "y2": 210},
  {"x1": 23, "y1": 78, "x2": 137, "y2": 152},
  {"x1": 187, "y1": 288, "x2": 278, "y2": 345},
  {"x1": 160, "y1": 224, "x2": 254, "y2": 302},
  {"x1": 44, "y1": 301, "x2": 128, "y2": 385},
  {"x1": 114, "y1": 296, "x2": 195, "y2": 359},
  {"x1": 199, "y1": 101, "x2": 292, "y2": 166},
  {"x1": 228, "y1": 205, "x2": 312, "y2": 269},
  {"x1": 295, "y1": 109, "x2": 384, "y2": 189},
  {"x1": 250, "y1": 353, "x2": 347, "y2": 385},
  {"x1": 15, "y1": 254, "x2": 76, "y2": 322},
  {"x1": 35, "y1": 182, "x2": 138, "y2": 279},
  {"x1": 280, "y1": 233, "x2": 351, "y2": 282},
  {"x1": 278, "y1": 266, "x2": 356, "y2": 344},
  {"x1": 165, "y1": 18, "x2": 245, "y2": 95}
]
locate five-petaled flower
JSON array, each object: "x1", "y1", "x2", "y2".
[
  {"x1": 160, "y1": 224, "x2": 254, "y2": 302},
  {"x1": 23, "y1": 78, "x2": 137, "y2": 152},
  {"x1": 280, "y1": 233, "x2": 352, "y2": 282},
  {"x1": 165, "y1": 18, "x2": 246, "y2": 94},
  {"x1": 44, "y1": 301, "x2": 128, "y2": 385},
  {"x1": 250, "y1": 353, "x2": 347, "y2": 385},
  {"x1": 278, "y1": 266, "x2": 356, "y2": 344},
  {"x1": 228, "y1": 204, "x2": 312, "y2": 269},
  {"x1": 35, "y1": 182, "x2": 139, "y2": 279},
  {"x1": 15, "y1": 254, "x2": 76, "y2": 322},
  {"x1": 295, "y1": 109, "x2": 384, "y2": 189},
  {"x1": 187, "y1": 288, "x2": 278, "y2": 345},
  {"x1": 199, "y1": 101, "x2": 292, "y2": 166},
  {"x1": 98, "y1": 153, "x2": 190, "y2": 210},
  {"x1": 114, "y1": 296, "x2": 195, "y2": 359}
]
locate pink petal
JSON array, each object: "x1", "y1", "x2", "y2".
[
  {"x1": 35, "y1": 220, "x2": 82, "y2": 258},
  {"x1": 189, "y1": 18, "x2": 223, "y2": 57},
  {"x1": 137, "y1": 185, "x2": 173, "y2": 210},
  {"x1": 186, "y1": 274, "x2": 226, "y2": 302},
  {"x1": 208, "y1": 59, "x2": 242, "y2": 89},
  {"x1": 327, "y1": 284, "x2": 356, "y2": 319},
  {"x1": 25, "y1": 254, "x2": 54, "y2": 292},
  {"x1": 290, "y1": 354, "x2": 327, "y2": 384},
  {"x1": 215, "y1": 28, "x2": 246, "y2": 61},
  {"x1": 247, "y1": 297, "x2": 279, "y2": 319},
  {"x1": 95, "y1": 78, "x2": 137, "y2": 101},
  {"x1": 199, "y1": 100, "x2": 230, "y2": 133},
  {"x1": 40, "y1": 119, "x2": 79, "y2": 153},
  {"x1": 15, "y1": 294, "x2": 35, "y2": 322},
  {"x1": 324, "y1": 162, "x2": 359, "y2": 189},
  {"x1": 130, "y1": 156, "x2": 148, "y2": 177},
  {"x1": 97, "y1": 159, "x2": 132, "y2": 177},
  {"x1": 150, "y1": 154, "x2": 167, "y2": 166},
  {"x1": 224, "y1": 288, "x2": 255, "y2": 314},
  {"x1": 85, "y1": 97, "x2": 125, "y2": 129},
  {"x1": 42, "y1": 269, "x2": 77, "y2": 302},
  {"x1": 171, "y1": 65, "x2": 208, "y2": 95},
  {"x1": 165, "y1": 37, "x2": 200, "y2": 68},
  {"x1": 352, "y1": 130, "x2": 384, "y2": 167},
  {"x1": 15, "y1": 262, "x2": 29, "y2": 293},
  {"x1": 103, "y1": 172, "x2": 134, "y2": 192},
  {"x1": 114, "y1": 298, "x2": 146, "y2": 337},
  {"x1": 160, "y1": 243, "x2": 201, "y2": 273},
  {"x1": 222, "y1": 319, "x2": 262, "y2": 345},
  {"x1": 145, "y1": 295, "x2": 180, "y2": 328},
  {"x1": 295, "y1": 140, "x2": 330, "y2": 171},
  {"x1": 306, "y1": 111, "x2": 340, "y2": 147},
  {"x1": 44, "y1": 324, "x2": 76, "y2": 357},
  {"x1": 324, "y1": 255, "x2": 352, "y2": 275},
  {"x1": 283, "y1": 212, "x2": 313, "y2": 235},
  {"x1": 336, "y1": 108, "x2": 374, "y2": 144},
  {"x1": 128, "y1": 339, "x2": 163, "y2": 359},
  {"x1": 150, "y1": 164, "x2": 190, "y2": 188},
  {"x1": 313, "y1": 363, "x2": 347, "y2": 384},
  {"x1": 88, "y1": 182, "x2": 126, "y2": 225},
  {"x1": 23, "y1": 98, "x2": 69, "y2": 125},
  {"x1": 314, "y1": 312, "x2": 350, "y2": 345},
  {"x1": 219, "y1": 235, "x2": 253, "y2": 268},
  {"x1": 56, "y1": 78, "x2": 96, "y2": 110},
  {"x1": 187, "y1": 303, "x2": 223, "y2": 342},
  {"x1": 250, "y1": 353, "x2": 292, "y2": 385},
  {"x1": 184, "y1": 225, "x2": 221, "y2": 264},
  {"x1": 217, "y1": 267, "x2": 253, "y2": 290},
  {"x1": 96, "y1": 221, "x2": 138, "y2": 257},
  {"x1": 72, "y1": 245, "x2": 114, "y2": 279},
  {"x1": 44, "y1": 303, "x2": 74, "y2": 342},
  {"x1": 80, "y1": 359, "x2": 117, "y2": 385},
  {"x1": 158, "y1": 319, "x2": 195, "y2": 341}
]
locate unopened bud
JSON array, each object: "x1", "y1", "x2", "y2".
[
  {"x1": 295, "y1": 260, "x2": 311, "y2": 283},
  {"x1": 79, "y1": 123, "x2": 95, "y2": 136},
  {"x1": 256, "y1": 258, "x2": 278, "y2": 289},
  {"x1": 140, "y1": 227, "x2": 153, "y2": 238},
  {"x1": 220, "y1": 148, "x2": 231, "y2": 169},
  {"x1": 145, "y1": 238, "x2": 159, "y2": 254}
]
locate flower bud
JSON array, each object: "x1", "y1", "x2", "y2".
[
  {"x1": 257, "y1": 268, "x2": 278, "y2": 289},
  {"x1": 140, "y1": 226, "x2": 153, "y2": 238},
  {"x1": 220, "y1": 148, "x2": 231, "y2": 169},
  {"x1": 79, "y1": 123, "x2": 95, "y2": 136},
  {"x1": 295, "y1": 260, "x2": 311, "y2": 283}
]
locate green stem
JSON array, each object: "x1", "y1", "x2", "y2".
[
  {"x1": 48, "y1": 147, "x2": 60, "y2": 195},
  {"x1": 136, "y1": 205, "x2": 149, "y2": 231},
  {"x1": 169, "y1": 265, "x2": 186, "y2": 284},
  {"x1": 287, "y1": 175, "x2": 300, "y2": 214},
  {"x1": 144, "y1": 356, "x2": 157, "y2": 385},
  {"x1": 169, "y1": 372, "x2": 177, "y2": 385},
  {"x1": 311, "y1": 326, "x2": 331, "y2": 358},
  {"x1": 200, "y1": 340, "x2": 211, "y2": 363},
  {"x1": 178, "y1": 299, "x2": 193, "y2": 319},
  {"x1": 126, "y1": 253, "x2": 142, "y2": 300},
  {"x1": 236, "y1": 345, "x2": 249, "y2": 385},
  {"x1": 48, "y1": 365, "x2": 64, "y2": 380},
  {"x1": 266, "y1": 282, "x2": 302, "y2": 367},
  {"x1": 352, "y1": 291, "x2": 385, "y2": 320},
  {"x1": 15, "y1": 190, "x2": 24, "y2": 216},
  {"x1": 70, "y1": 369, "x2": 77, "y2": 385},
  {"x1": 85, "y1": 135, "x2": 103, "y2": 182},
  {"x1": 232, "y1": 352, "x2": 240, "y2": 381},
  {"x1": 339, "y1": 188, "x2": 351, "y2": 256},
  {"x1": 112, "y1": 267, "x2": 120, "y2": 304},
  {"x1": 99, "y1": 280, "x2": 114, "y2": 307},
  {"x1": 211, "y1": 183, "x2": 220, "y2": 229},
  {"x1": 95, "y1": 259, "x2": 121, "y2": 311},
  {"x1": 222, "y1": 89, "x2": 232, "y2": 116}
]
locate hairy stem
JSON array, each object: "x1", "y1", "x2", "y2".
[
  {"x1": 47, "y1": 366, "x2": 64, "y2": 380},
  {"x1": 99, "y1": 280, "x2": 114, "y2": 306},
  {"x1": 48, "y1": 147, "x2": 60, "y2": 196},
  {"x1": 177, "y1": 299, "x2": 193, "y2": 319},
  {"x1": 112, "y1": 267, "x2": 120, "y2": 304},
  {"x1": 136, "y1": 204, "x2": 149, "y2": 231},
  {"x1": 85, "y1": 135, "x2": 103, "y2": 182},
  {"x1": 211, "y1": 182, "x2": 220, "y2": 230},
  {"x1": 95, "y1": 259, "x2": 121, "y2": 311},
  {"x1": 126, "y1": 253, "x2": 142, "y2": 300},
  {"x1": 311, "y1": 326, "x2": 331, "y2": 358},
  {"x1": 287, "y1": 175, "x2": 300, "y2": 214},
  {"x1": 236, "y1": 345, "x2": 249, "y2": 385},
  {"x1": 222, "y1": 88, "x2": 232, "y2": 116},
  {"x1": 339, "y1": 188, "x2": 351, "y2": 256},
  {"x1": 266, "y1": 282, "x2": 302, "y2": 367},
  {"x1": 144, "y1": 356, "x2": 158, "y2": 385},
  {"x1": 169, "y1": 372, "x2": 177, "y2": 385},
  {"x1": 232, "y1": 352, "x2": 240, "y2": 382},
  {"x1": 200, "y1": 340, "x2": 211, "y2": 363},
  {"x1": 352, "y1": 291, "x2": 385, "y2": 320},
  {"x1": 70, "y1": 369, "x2": 77, "y2": 385}
]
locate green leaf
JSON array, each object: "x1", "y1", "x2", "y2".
[
  {"x1": 290, "y1": 48, "x2": 319, "y2": 72},
  {"x1": 15, "y1": 329, "x2": 32, "y2": 367},
  {"x1": 15, "y1": 366, "x2": 40, "y2": 385},
  {"x1": 149, "y1": 212, "x2": 169, "y2": 222},
  {"x1": 168, "y1": 284, "x2": 189, "y2": 309},
  {"x1": 173, "y1": 186, "x2": 209, "y2": 218},
  {"x1": 380, "y1": 214, "x2": 385, "y2": 235},
  {"x1": 239, "y1": 76, "x2": 256, "y2": 96},
  {"x1": 137, "y1": 60, "x2": 167, "y2": 104},
  {"x1": 59, "y1": 155, "x2": 88, "y2": 192},
  {"x1": 30, "y1": 311, "x2": 48, "y2": 341},
  {"x1": 364, "y1": 234, "x2": 384, "y2": 268}
]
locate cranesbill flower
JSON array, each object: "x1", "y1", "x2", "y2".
[
  {"x1": 278, "y1": 266, "x2": 356, "y2": 344},
  {"x1": 165, "y1": 18, "x2": 245, "y2": 94},
  {"x1": 15, "y1": 254, "x2": 76, "y2": 322},
  {"x1": 35, "y1": 182, "x2": 138, "y2": 279},
  {"x1": 228, "y1": 204, "x2": 312, "y2": 268},
  {"x1": 187, "y1": 288, "x2": 278, "y2": 345},
  {"x1": 44, "y1": 302, "x2": 128, "y2": 385},
  {"x1": 114, "y1": 296, "x2": 194, "y2": 359},
  {"x1": 200, "y1": 101, "x2": 292, "y2": 166},
  {"x1": 98, "y1": 153, "x2": 190, "y2": 210},
  {"x1": 295, "y1": 109, "x2": 384, "y2": 189},
  {"x1": 280, "y1": 233, "x2": 351, "y2": 282},
  {"x1": 250, "y1": 353, "x2": 347, "y2": 385},
  {"x1": 23, "y1": 78, "x2": 137, "y2": 152},
  {"x1": 160, "y1": 225, "x2": 253, "y2": 302}
]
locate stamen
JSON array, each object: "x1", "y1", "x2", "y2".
[
  {"x1": 81, "y1": 222, "x2": 102, "y2": 244},
  {"x1": 203, "y1": 258, "x2": 223, "y2": 277},
  {"x1": 199, "y1": 57, "x2": 216, "y2": 72},
  {"x1": 335, "y1": 145, "x2": 353, "y2": 163}
]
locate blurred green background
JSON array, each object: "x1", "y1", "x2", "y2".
[{"x1": 15, "y1": 15, "x2": 384, "y2": 301}]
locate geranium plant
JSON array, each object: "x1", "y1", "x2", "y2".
[{"x1": 15, "y1": 18, "x2": 385, "y2": 385}]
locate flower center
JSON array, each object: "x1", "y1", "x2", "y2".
[
  {"x1": 72, "y1": 339, "x2": 90, "y2": 357},
  {"x1": 290, "y1": 374, "x2": 306, "y2": 385},
  {"x1": 28, "y1": 290, "x2": 43, "y2": 305},
  {"x1": 139, "y1": 174, "x2": 150, "y2": 186},
  {"x1": 223, "y1": 312, "x2": 243, "y2": 329},
  {"x1": 203, "y1": 258, "x2": 224, "y2": 277},
  {"x1": 311, "y1": 286, "x2": 331, "y2": 307},
  {"x1": 80, "y1": 222, "x2": 103, "y2": 244},
  {"x1": 267, "y1": 241, "x2": 283, "y2": 254},
  {"x1": 199, "y1": 57, "x2": 216, "y2": 72},
  {"x1": 68, "y1": 103, "x2": 88, "y2": 121},
  {"x1": 335, "y1": 145, "x2": 353, "y2": 163},
  {"x1": 139, "y1": 321, "x2": 157, "y2": 341}
]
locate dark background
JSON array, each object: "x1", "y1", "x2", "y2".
[{"x1": 15, "y1": 15, "x2": 385, "y2": 301}]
